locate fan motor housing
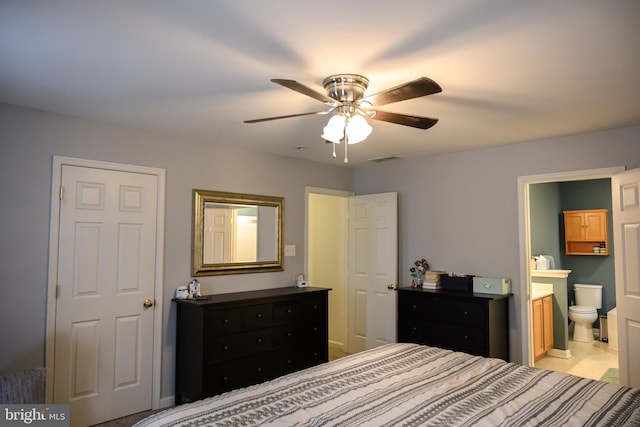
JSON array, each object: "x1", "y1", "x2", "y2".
[{"x1": 323, "y1": 74, "x2": 369, "y2": 103}]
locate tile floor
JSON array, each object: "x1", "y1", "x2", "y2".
[{"x1": 535, "y1": 338, "x2": 618, "y2": 382}]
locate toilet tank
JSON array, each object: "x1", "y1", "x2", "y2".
[{"x1": 574, "y1": 283, "x2": 602, "y2": 309}]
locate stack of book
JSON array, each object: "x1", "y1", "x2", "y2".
[{"x1": 422, "y1": 271, "x2": 446, "y2": 289}]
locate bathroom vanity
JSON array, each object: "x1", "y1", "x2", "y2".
[
  {"x1": 531, "y1": 269, "x2": 572, "y2": 358},
  {"x1": 531, "y1": 283, "x2": 553, "y2": 361}
]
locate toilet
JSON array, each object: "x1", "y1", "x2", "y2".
[{"x1": 568, "y1": 283, "x2": 602, "y2": 342}]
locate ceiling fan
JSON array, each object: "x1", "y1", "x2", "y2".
[{"x1": 245, "y1": 74, "x2": 442, "y2": 163}]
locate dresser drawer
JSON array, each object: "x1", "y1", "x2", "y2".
[
  {"x1": 441, "y1": 301, "x2": 485, "y2": 327},
  {"x1": 442, "y1": 324, "x2": 486, "y2": 355},
  {"x1": 205, "y1": 353, "x2": 273, "y2": 396},
  {"x1": 273, "y1": 300, "x2": 303, "y2": 323},
  {"x1": 398, "y1": 320, "x2": 442, "y2": 344},
  {"x1": 206, "y1": 304, "x2": 273, "y2": 336},
  {"x1": 398, "y1": 296, "x2": 439, "y2": 321},
  {"x1": 272, "y1": 324, "x2": 302, "y2": 347},
  {"x1": 207, "y1": 329, "x2": 272, "y2": 362},
  {"x1": 303, "y1": 295, "x2": 327, "y2": 318}
]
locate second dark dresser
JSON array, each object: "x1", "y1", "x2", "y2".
[
  {"x1": 397, "y1": 287, "x2": 510, "y2": 361},
  {"x1": 174, "y1": 286, "x2": 330, "y2": 404}
]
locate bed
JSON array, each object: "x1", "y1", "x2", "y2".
[{"x1": 136, "y1": 343, "x2": 640, "y2": 426}]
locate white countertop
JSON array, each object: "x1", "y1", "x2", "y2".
[{"x1": 531, "y1": 269, "x2": 572, "y2": 279}]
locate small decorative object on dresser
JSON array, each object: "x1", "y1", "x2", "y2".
[
  {"x1": 409, "y1": 258, "x2": 429, "y2": 287},
  {"x1": 174, "y1": 286, "x2": 190, "y2": 299}
]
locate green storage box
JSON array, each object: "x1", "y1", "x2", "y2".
[{"x1": 473, "y1": 277, "x2": 511, "y2": 295}]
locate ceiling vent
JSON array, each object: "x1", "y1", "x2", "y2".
[{"x1": 368, "y1": 156, "x2": 400, "y2": 163}]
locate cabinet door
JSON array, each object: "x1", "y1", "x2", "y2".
[
  {"x1": 542, "y1": 296, "x2": 554, "y2": 351},
  {"x1": 564, "y1": 212, "x2": 585, "y2": 241},
  {"x1": 532, "y1": 298, "x2": 544, "y2": 361},
  {"x1": 584, "y1": 211, "x2": 606, "y2": 241}
]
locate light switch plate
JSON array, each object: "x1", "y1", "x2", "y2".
[{"x1": 284, "y1": 245, "x2": 296, "y2": 257}]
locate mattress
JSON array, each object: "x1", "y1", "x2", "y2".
[{"x1": 136, "y1": 343, "x2": 640, "y2": 426}]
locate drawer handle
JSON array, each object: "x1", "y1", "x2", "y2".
[
  {"x1": 463, "y1": 311, "x2": 468, "y2": 316},
  {"x1": 223, "y1": 376, "x2": 229, "y2": 382},
  {"x1": 287, "y1": 332, "x2": 292, "y2": 337},
  {"x1": 256, "y1": 367, "x2": 262, "y2": 372},
  {"x1": 223, "y1": 345, "x2": 229, "y2": 351},
  {"x1": 257, "y1": 338, "x2": 263, "y2": 344},
  {"x1": 313, "y1": 304, "x2": 318, "y2": 309},
  {"x1": 464, "y1": 335, "x2": 469, "y2": 340},
  {"x1": 223, "y1": 318, "x2": 229, "y2": 324},
  {"x1": 287, "y1": 359, "x2": 292, "y2": 365},
  {"x1": 412, "y1": 304, "x2": 417, "y2": 309},
  {"x1": 287, "y1": 309, "x2": 292, "y2": 314},
  {"x1": 256, "y1": 313, "x2": 263, "y2": 319},
  {"x1": 313, "y1": 326, "x2": 318, "y2": 332}
]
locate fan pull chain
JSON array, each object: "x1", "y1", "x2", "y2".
[
  {"x1": 332, "y1": 142, "x2": 337, "y2": 158},
  {"x1": 343, "y1": 134, "x2": 349, "y2": 163}
]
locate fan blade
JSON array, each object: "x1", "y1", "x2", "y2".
[
  {"x1": 369, "y1": 110, "x2": 439, "y2": 129},
  {"x1": 271, "y1": 79, "x2": 336, "y2": 104},
  {"x1": 362, "y1": 77, "x2": 442, "y2": 106},
  {"x1": 244, "y1": 110, "x2": 329, "y2": 123}
]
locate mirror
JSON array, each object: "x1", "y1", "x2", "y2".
[{"x1": 192, "y1": 190, "x2": 283, "y2": 276}]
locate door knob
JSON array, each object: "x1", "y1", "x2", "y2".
[
  {"x1": 387, "y1": 283, "x2": 396, "y2": 290},
  {"x1": 143, "y1": 299, "x2": 154, "y2": 308}
]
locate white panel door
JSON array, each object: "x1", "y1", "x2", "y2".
[
  {"x1": 54, "y1": 165, "x2": 158, "y2": 426},
  {"x1": 612, "y1": 168, "x2": 640, "y2": 388},
  {"x1": 203, "y1": 207, "x2": 232, "y2": 263},
  {"x1": 348, "y1": 192, "x2": 398, "y2": 353}
]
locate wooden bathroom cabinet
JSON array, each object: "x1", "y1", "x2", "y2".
[
  {"x1": 563, "y1": 209, "x2": 609, "y2": 255},
  {"x1": 532, "y1": 295, "x2": 553, "y2": 361}
]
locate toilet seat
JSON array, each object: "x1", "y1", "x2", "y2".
[{"x1": 569, "y1": 305, "x2": 596, "y2": 314}]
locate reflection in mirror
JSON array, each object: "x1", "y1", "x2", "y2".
[
  {"x1": 203, "y1": 203, "x2": 278, "y2": 263},
  {"x1": 193, "y1": 190, "x2": 283, "y2": 276}
]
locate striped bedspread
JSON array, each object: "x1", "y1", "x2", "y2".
[{"x1": 137, "y1": 343, "x2": 640, "y2": 426}]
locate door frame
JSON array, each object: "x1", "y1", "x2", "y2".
[
  {"x1": 305, "y1": 186, "x2": 353, "y2": 350},
  {"x1": 517, "y1": 166, "x2": 624, "y2": 365},
  {"x1": 45, "y1": 156, "x2": 166, "y2": 409}
]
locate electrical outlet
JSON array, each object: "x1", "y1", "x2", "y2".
[{"x1": 284, "y1": 245, "x2": 296, "y2": 257}]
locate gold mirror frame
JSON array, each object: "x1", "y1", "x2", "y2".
[{"x1": 192, "y1": 189, "x2": 284, "y2": 276}]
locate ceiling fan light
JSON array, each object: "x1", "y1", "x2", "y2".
[
  {"x1": 345, "y1": 115, "x2": 372, "y2": 144},
  {"x1": 321, "y1": 115, "x2": 346, "y2": 143}
]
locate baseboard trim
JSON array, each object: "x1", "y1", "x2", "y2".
[
  {"x1": 548, "y1": 348, "x2": 572, "y2": 359},
  {"x1": 159, "y1": 396, "x2": 175, "y2": 409}
]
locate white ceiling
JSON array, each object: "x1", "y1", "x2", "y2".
[{"x1": 1, "y1": 1, "x2": 639, "y2": 166}]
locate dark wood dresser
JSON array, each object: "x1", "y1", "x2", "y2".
[
  {"x1": 397, "y1": 287, "x2": 510, "y2": 361},
  {"x1": 174, "y1": 286, "x2": 330, "y2": 404}
]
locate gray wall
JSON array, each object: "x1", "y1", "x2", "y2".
[
  {"x1": 2, "y1": 101, "x2": 639, "y2": 400},
  {"x1": 353, "y1": 126, "x2": 640, "y2": 363},
  {"x1": 0, "y1": 103, "x2": 353, "y2": 399},
  {"x1": 530, "y1": 182, "x2": 562, "y2": 266}
]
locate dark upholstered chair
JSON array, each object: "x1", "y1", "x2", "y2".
[{"x1": 0, "y1": 367, "x2": 46, "y2": 404}]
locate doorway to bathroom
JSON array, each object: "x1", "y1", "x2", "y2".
[{"x1": 519, "y1": 167, "x2": 623, "y2": 383}]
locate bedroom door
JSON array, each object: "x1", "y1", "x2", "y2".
[
  {"x1": 612, "y1": 167, "x2": 640, "y2": 388},
  {"x1": 52, "y1": 164, "x2": 159, "y2": 426},
  {"x1": 347, "y1": 192, "x2": 398, "y2": 353}
]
